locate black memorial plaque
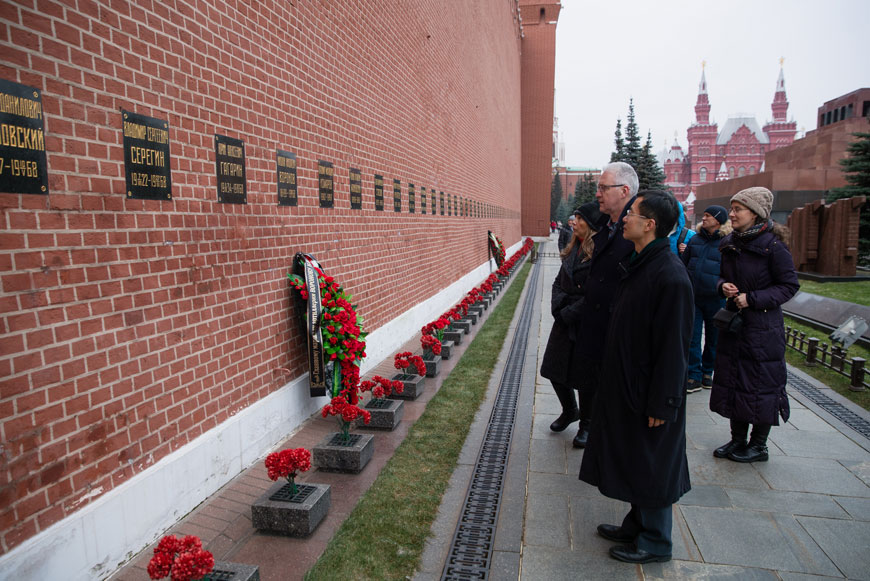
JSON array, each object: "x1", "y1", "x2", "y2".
[
  {"x1": 277, "y1": 149, "x2": 297, "y2": 206},
  {"x1": 393, "y1": 179, "x2": 401, "y2": 212},
  {"x1": 0, "y1": 79, "x2": 48, "y2": 195},
  {"x1": 215, "y1": 134, "x2": 246, "y2": 204},
  {"x1": 420, "y1": 187, "x2": 426, "y2": 214},
  {"x1": 440, "y1": 191, "x2": 444, "y2": 216},
  {"x1": 408, "y1": 183, "x2": 415, "y2": 214},
  {"x1": 374, "y1": 173, "x2": 384, "y2": 211},
  {"x1": 318, "y1": 160, "x2": 334, "y2": 208},
  {"x1": 349, "y1": 168, "x2": 362, "y2": 210},
  {"x1": 123, "y1": 110, "x2": 171, "y2": 200},
  {"x1": 448, "y1": 193, "x2": 452, "y2": 216}
]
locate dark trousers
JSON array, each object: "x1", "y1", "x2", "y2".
[
  {"x1": 621, "y1": 504, "x2": 673, "y2": 556},
  {"x1": 688, "y1": 297, "x2": 725, "y2": 381},
  {"x1": 552, "y1": 381, "x2": 577, "y2": 413}
]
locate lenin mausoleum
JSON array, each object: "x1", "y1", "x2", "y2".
[{"x1": 0, "y1": 1, "x2": 561, "y2": 578}]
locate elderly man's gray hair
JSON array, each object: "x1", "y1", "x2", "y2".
[{"x1": 602, "y1": 161, "x2": 639, "y2": 195}]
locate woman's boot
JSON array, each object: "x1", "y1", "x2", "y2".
[
  {"x1": 550, "y1": 382, "x2": 579, "y2": 432},
  {"x1": 729, "y1": 424, "x2": 770, "y2": 463},
  {"x1": 713, "y1": 419, "x2": 749, "y2": 458}
]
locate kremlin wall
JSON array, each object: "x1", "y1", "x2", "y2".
[{"x1": 0, "y1": 1, "x2": 560, "y2": 577}]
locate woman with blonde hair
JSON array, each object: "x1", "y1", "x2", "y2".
[{"x1": 541, "y1": 202, "x2": 605, "y2": 444}]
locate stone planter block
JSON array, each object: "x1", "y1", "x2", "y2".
[
  {"x1": 468, "y1": 305, "x2": 484, "y2": 318},
  {"x1": 453, "y1": 320, "x2": 471, "y2": 334},
  {"x1": 423, "y1": 355, "x2": 441, "y2": 377},
  {"x1": 389, "y1": 373, "x2": 426, "y2": 400},
  {"x1": 443, "y1": 330, "x2": 462, "y2": 345},
  {"x1": 251, "y1": 482, "x2": 330, "y2": 537},
  {"x1": 363, "y1": 398, "x2": 404, "y2": 430},
  {"x1": 312, "y1": 432, "x2": 374, "y2": 473},
  {"x1": 206, "y1": 561, "x2": 260, "y2": 581},
  {"x1": 440, "y1": 340, "x2": 454, "y2": 360},
  {"x1": 465, "y1": 311, "x2": 478, "y2": 325}
]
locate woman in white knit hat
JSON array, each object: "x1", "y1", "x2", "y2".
[{"x1": 709, "y1": 187, "x2": 800, "y2": 463}]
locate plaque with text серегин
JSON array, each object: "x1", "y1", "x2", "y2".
[
  {"x1": 123, "y1": 109, "x2": 171, "y2": 200},
  {"x1": 318, "y1": 160, "x2": 334, "y2": 208},
  {"x1": 0, "y1": 78, "x2": 48, "y2": 195},
  {"x1": 349, "y1": 168, "x2": 362, "y2": 210},
  {"x1": 393, "y1": 179, "x2": 401, "y2": 212},
  {"x1": 374, "y1": 173, "x2": 384, "y2": 211}
]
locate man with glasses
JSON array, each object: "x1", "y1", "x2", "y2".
[
  {"x1": 569, "y1": 162, "x2": 637, "y2": 448},
  {"x1": 579, "y1": 190, "x2": 693, "y2": 564}
]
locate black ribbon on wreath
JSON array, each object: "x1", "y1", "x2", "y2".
[
  {"x1": 488, "y1": 230, "x2": 504, "y2": 268},
  {"x1": 292, "y1": 253, "x2": 327, "y2": 397}
]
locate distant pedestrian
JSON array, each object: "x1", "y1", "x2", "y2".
[
  {"x1": 682, "y1": 205, "x2": 730, "y2": 393},
  {"x1": 579, "y1": 190, "x2": 693, "y2": 564},
  {"x1": 711, "y1": 187, "x2": 799, "y2": 463},
  {"x1": 670, "y1": 202, "x2": 695, "y2": 255},
  {"x1": 541, "y1": 202, "x2": 605, "y2": 435}
]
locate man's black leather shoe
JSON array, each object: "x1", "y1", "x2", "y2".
[
  {"x1": 609, "y1": 544, "x2": 671, "y2": 564},
  {"x1": 549, "y1": 409, "x2": 580, "y2": 432},
  {"x1": 713, "y1": 439, "x2": 746, "y2": 458},
  {"x1": 596, "y1": 524, "x2": 635, "y2": 543}
]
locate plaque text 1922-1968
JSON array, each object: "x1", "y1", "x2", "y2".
[
  {"x1": 318, "y1": 160, "x2": 334, "y2": 208},
  {"x1": 277, "y1": 149, "x2": 297, "y2": 206},
  {"x1": 123, "y1": 109, "x2": 171, "y2": 200}
]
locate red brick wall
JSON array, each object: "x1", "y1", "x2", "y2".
[{"x1": 0, "y1": 0, "x2": 526, "y2": 554}]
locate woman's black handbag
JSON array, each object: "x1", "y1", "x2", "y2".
[{"x1": 713, "y1": 301, "x2": 743, "y2": 333}]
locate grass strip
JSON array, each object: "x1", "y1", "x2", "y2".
[
  {"x1": 785, "y1": 317, "x2": 870, "y2": 411},
  {"x1": 795, "y1": 279, "x2": 870, "y2": 304},
  {"x1": 305, "y1": 262, "x2": 532, "y2": 580}
]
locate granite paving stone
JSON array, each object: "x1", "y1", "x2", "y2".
[
  {"x1": 796, "y1": 516, "x2": 870, "y2": 580},
  {"x1": 680, "y1": 506, "x2": 839, "y2": 576},
  {"x1": 841, "y1": 459, "x2": 870, "y2": 487},
  {"x1": 686, "y1": 449, "x2": 772, "y2": 489},
  {"x1": 524, "y1": 493, "x2": 572, "y2": 549},
  {"x1": 755, "y1": 456, "x2": 870, "y2": 496},
  {"x1": 769, "y1": 430, "x2": 870, "y2": 460},
  {"x1": 521, "y1": 545, "x2": 640, "y2": 581},
  {"x1": 678, "y1": 484, "x2": 732, "y2": 508},
  {"x1": 529, "y1": 437, "x2": 569, "y2": 474},
  {"x1": 833, "y1": 495, "x2": 870, "y2": 521},
  {"x1": 723, "y1": 488, "x2": 850, "y2": 518},
  {"x1": 643, "y1": 561, "x2": 782, "y2": 580}
]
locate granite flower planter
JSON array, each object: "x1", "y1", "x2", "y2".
[
  {"x1": 389, "y1": 373, "x2": 425, "y2": 400},
  {"x1": 440, "y1": 340, "x2": 454, "y2": 360},
  {"x1": 363, "y1": 397, "x2": 404, "y2": 430},
  {"x1": 204, "y1": 561, "x2": 260, "y2": 581},
  {"x1": 464, "y1": 311, "x2": 478, "y2": 325},
  {"x1": 423, "y1": 354, "x2": 441, "y2": 378},
  {"x1": 312, "y1": 432, "x2": 374, "y2": 473},
  {"x1": 453, "y1": 320, "x2": 471, "y2": 334},
  {"x1": 251, "y1": 481, "x2": 330, "y2": 537},
  {"x1": 468, "y1": 305, "x2": 484, "y2": 319},
  {"x1": 443, "y1": 329, "x2": 463, "y2": 345}
]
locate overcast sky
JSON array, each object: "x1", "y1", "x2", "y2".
[{"x1": 554, "y1": 0, "x2": 870, "y2": 168}]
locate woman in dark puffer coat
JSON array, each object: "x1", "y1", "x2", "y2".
[{"x1": 710, "y1": 187, "x2": 800, "y2": 463}]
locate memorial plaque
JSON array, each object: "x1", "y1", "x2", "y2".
[
  {"x1": 393, "y1": 179, "x2": 401, "y2": 212},
  {"x1": 122, "y1": 110, "x2": 171, "y2": 200},
  {"x1": 277, "y1": 149, "x2": 297, "y2": 206},
  {"x1": 318, "y1": 160, "x2": 334, "y2": 208},
  {"x1": 0, "y1": 79, "x2": 48, "y2": 195},
  {"x1": 374, "y1": 173, "x2": 384, "y2": 211},
  {"x1": 440, "y1": 191, "x2": 445, "y2": 216},
  {"x1": 432, "y1": 191, "x2": 437, "y2": 215},
  {"x1": 349, "y1": 167, "x2": 362, "y2": 209},
  {"x1": 420, "y1": 187, "x2": 426, "y2": 214},
  {"x1": 408, "y1": 183, "x2": 415, "y2": 214},
  {"x1": 215, "y1": 134, "x2": 246, "y2": 204}
]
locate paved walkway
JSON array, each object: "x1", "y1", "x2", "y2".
[{"x1": 111, "y1": 236, "x2": 870, "y2": 580}]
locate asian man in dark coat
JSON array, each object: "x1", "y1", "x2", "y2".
[{"x1": 579, "y1": 190, "x2": 694, "y2": 564}]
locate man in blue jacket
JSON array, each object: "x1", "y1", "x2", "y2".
[{"x1": 681, "y1": 205, "x2": 730, "y2": 392}]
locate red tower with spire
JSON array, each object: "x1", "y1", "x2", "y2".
[
  {"x1": 763, "y1": 64, "x2": 798, "y2": 150},
  {"x1": 685, "y1": 66, "x2": 718, "y2": 194}
]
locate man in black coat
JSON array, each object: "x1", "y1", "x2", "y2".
[
  {"x1": 579, "y1": 190, "x2": 694, "y2": 564},
  {"x1": 571, "y1": 162, "x2": 637, "y2": 448}
]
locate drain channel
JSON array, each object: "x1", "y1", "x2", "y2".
[
  {"x1": 787, "y1": 371, "x2": 870, "y2": 440},
  {"x1": 441, "y1": 258, "x2": 540, "y2": 580}
]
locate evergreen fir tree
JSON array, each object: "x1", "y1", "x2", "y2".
[
  {"x1": 610, "y1": 119, "x2": 626, "y2": 162},
  {"x1": 550, "y1": 172, "x2": 563, "y2": 221},
  {"x1": 638, "y1": 131, "x2": 668, "y2": 191},
  {"x1": 827, "y1": 131, "x2": 870, "y2": 265},
  {"x1": 624, "y1": 99, "x2": 642, "y2": 169},
  {"x1": 573, "y1": 173, "x2": 597, "y2": 206}
]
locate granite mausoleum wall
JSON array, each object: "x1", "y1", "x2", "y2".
[{"x1": 0, "y1": 0, "x2": 525, "y2": 557}]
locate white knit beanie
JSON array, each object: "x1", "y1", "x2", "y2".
[{"x1": 731, "y1": 187, "x2": 773, "y2": 220}]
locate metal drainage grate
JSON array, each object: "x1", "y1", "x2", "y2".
[
  {"x1": 787, "y1": 371, "x2": 870, "y2": 440},
  {"x1": 441, "y1": 259, "x2": 540, "y2": 580},
  {"x1": 269, "y1": 483, "x2": 317, "y2": 503}
]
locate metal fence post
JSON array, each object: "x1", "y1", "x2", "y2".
[
  {"x1": 806, "y1": 337, "x2": 819, "y2": 367},
  {"x1": 850, "y1": 357, "x2": 867, "y2": 392}
]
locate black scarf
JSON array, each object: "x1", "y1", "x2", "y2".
[{"x1": 734, "y1": 219, "x2": 771, "y2": 244}]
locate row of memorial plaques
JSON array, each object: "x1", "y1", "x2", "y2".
[{"x1": 0, "y1": 79, "x2": 505, "y2": 218}]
